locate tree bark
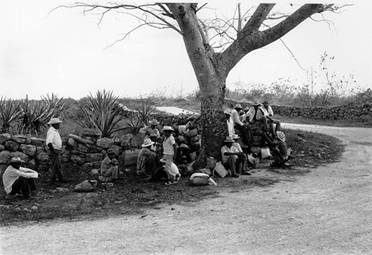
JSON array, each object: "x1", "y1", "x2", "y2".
[{"x1": 167, "y1": 3, "x2": 228, "y2": 165}]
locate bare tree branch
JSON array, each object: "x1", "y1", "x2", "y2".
[{"x1": 220, "y1": 4, "x2": 333, "y2": 73}]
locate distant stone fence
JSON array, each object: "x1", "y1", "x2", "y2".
[
  {"x1": 0, "y1": 130, "x2": 143, "y2": 174},
  {"x1": 225, "y1": 98, "x2": 372, "y2": 123}
]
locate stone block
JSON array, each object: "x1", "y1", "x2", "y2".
[
  {"x1": 0, "y1": 144, "x2": 5, "y2": 151},
  {"x1": 4, "y1": 140, "x2": 19, "y2": 152},
  {"x1": 120, "y1": 134, "x2": 133, "y2": 148},
  {"x1": 37, "y1": 151, "x2": 49, "y2": 162},
  {"x1": 77, "y1": 144, "x2": 89, "y2": 153},
  {"x1": 61, "y1": 151, "x2": 70, "y2": 163},
  {"x1": 30, "y1": 137, "x2": 45, "y2": 146},
  {"x1": 10, "y1": 151, "x2": 29, "y2": 163},
  {"x1": 0, "y1": 133, "x2": 11, "y2": 144},
  {"x1": 11, "y1": 135, "x2": 27, "y2": 144},
  {"x1": 27, "y1": 159, "x2": 36, "y2": 169},
  {"x1": 96, "y1": 137, "x2": 114, "y2": 149},
  {"x1": 86, "y1": 153, "x2": 104, "y2": 162},
  {"x1": 19, "y1": 144, "x2": 37, "y2": 157},
  {"x1": 81, "y1": 128, "x2": 100, "y2": 138},
  {"x1": 71, "y1": 154, "x2": 85, "y2": 165},
  {"x1": 67, "y1": 137, "x2": 77, "y2": 147},
  {"x1": 0, "y1": 151, "x2": 11, "y2": 164},
  {"x1": 69, "y1": 134, "x2": 95, "y2": 145}
]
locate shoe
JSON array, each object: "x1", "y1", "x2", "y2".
[
  {"x1": 231, "y1": 174, "x2": 239, "y2": 178},
  {"x1": 242, "y1": 171, "x2": 251, "y2": 175}
]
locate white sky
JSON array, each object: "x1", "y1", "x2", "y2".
[{"x1": 1, "y1": 1, "x2": 371, "y2": 99}]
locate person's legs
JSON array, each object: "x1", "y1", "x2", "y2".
[
  {"x1": 49, "y1": 151, "x2": 64, "y2": 182},
  {"x1": 10, "y1": 177, "x2": 32, "y2": 198},
  {"x1": 225, "y1": 156, "x2": 238, "y2": 177}
]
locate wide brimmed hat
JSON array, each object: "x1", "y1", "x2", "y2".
[
  {"x1": 148, "y1": 119, "x2": 159, "y2": 125},
  {"x1": 10, "y1": 157, "x2": 25, "y2": 163},
  {"x1": 224, "y1": 137, "x2": 234, "y2": 143},
  {"x1": 234, "y1": 104, "x2": 243, "y2": 109},
  {"x1": 142, "y1": 138, "x2": 155, "y2": 148},
  {"x1": 162, "y1": 126, "x2": 174, "y2": 132},
  {"x1": 232, "y1": 134, "x2": 240, "y2": 140},
  {"x1": 48, "y1": 117, "x2": 62, "y2": 125},
  {"x1": 224, "y1": 109, "x2": 232, "y2": 115}
]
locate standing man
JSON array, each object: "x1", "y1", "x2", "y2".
[
  {"x1": 224, "y1": 109, "x2": 235, "y2": 138},
  {"x1": 231, "y1": 104, "x2": 249, "y2": 145},
  {"x1": 46, "y1": 117, "x2": 65, "y2": 183}
]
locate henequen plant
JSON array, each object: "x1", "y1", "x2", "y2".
[
  {"x1": 19, "y1": 94, "x2": 65, "y2": 135},
  {"x1": 0, "y1": 97, "x2": 22, "y2": 133},
  {"x1": 79, "y1": 90, "x2": 125, "y2": 137}
]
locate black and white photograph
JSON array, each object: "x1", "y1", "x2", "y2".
[{"x1": 0, "y1": 1, "x2": 371, "y2": 254}]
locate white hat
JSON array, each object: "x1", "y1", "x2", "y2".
[
  {"x1": 141, "y1": 138, "x2": 155, "y2": 148},
  {"x1": 48, "y1": 117, "x2": 62, "y2": 125},
  {"x1": 162, "y1": 126, "x2": 174, "y2": 132},
  {"x1": 10, "y1": 157, "x2": 25, "y2": 163},
  {"x1": 232, "y1": 134, "x2": 240, "y2": 140}
]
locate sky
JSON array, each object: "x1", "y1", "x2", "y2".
[{"x1": 1, "y1": 1, "x2": 371, "y2": 99}]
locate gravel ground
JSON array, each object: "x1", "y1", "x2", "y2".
[{"x1": 1, "y1": 123, "x2": 371, "y2": 255}]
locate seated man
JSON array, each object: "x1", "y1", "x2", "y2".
[
  {"x1": 2, "y1": 157, "x2": 38, "y2": 199},
  {"x1": 232, "y1": 134, "x2": 251, "y2": 175},
  {"x1": 270, "y1": 130, "x2": 292, "y2": 167},
  {"x1": 221, "y1": 137, "x2": 244, "y2": 178},
  {"x1": 100, "y1": 149, "x2": 119, "y2": 182},
  {"x1": 262, "y1": 101, "x2": 281, "y2": 138},
  {"x1": 137, "y1": 138, "x2": 158, "y2": 180}
]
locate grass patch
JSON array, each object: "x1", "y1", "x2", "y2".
[{"x1": 0, "y1": 129, "x2": 344, "y2": 226}]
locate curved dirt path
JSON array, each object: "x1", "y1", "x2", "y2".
[{"x1": 1, "y1": 124, "x2": 372, "y2": 255}]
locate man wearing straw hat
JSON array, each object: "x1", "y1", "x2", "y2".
[
  {"x1": 2, "y1": 157, "x2": 38, "y2": 199},
  {"x1": 46, "y1": 117, "x2": 65, "y2": 183},
  {"x1": 221, "y1": 136, "x2": 244, "y2": 178},
  {"x1": 136, "y1": 138, "x2": 157, "y2": 180}
]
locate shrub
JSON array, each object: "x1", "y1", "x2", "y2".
[
  {"x1": 0, "y1": 98, "x2": 22, "y2": 133},
  {"x1": 79, "y1": 90, "x2": 125, "y2": 137}
]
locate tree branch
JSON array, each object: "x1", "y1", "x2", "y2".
[{"x1": 221, "y1": 4, "x2": 331, "y2": 73}]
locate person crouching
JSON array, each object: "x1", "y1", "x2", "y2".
[
  {"x1": 2, "y1": 157, "x2": 38, "y2": 199},
  {"x1": 99, "y1": 149, "x2": 119, "y2": 182},
  {"x1": 221, "y1": 136, "x2": 244, "y2": 178},
  {"x1": 136, "y1": 138, "x2": 158, "y2": 181}
]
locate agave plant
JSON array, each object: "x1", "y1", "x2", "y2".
[
  {"x1": 19, "y1": 94, "x2": 65, "y2": 135},
  {"x1": 125, "y1": 98, "x2": 156, "y2": 132},
  {"x1": 79, "y1": 90, "x2": 125, "y2": 137},
  {"x1": 0, "y1": 97, "x2": 22, "y2": 133}
]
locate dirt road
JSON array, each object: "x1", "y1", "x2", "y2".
[{"x1": 1, "y1": 124, "x2": 371, "y2": 255}]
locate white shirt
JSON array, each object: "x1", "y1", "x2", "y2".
[
  {"x1": 164, "y1": 162, "x2": 180, "y2": 178},
  {"x1": 221, "y1": 145, "x2": 239, "y2": 164},
  {"x1": 245, "y1": 106, "x2": 266, "y2": 122},
  {"x1": 46, "y1": 126, "x2": 62, "y2": 150},
  {"x1": 233, "y1": 142, "x2": 243, "y2": 153},
  {"x1": 226, "y1": 117, "x2": 235, "y2": 137},
  {"x1": 231, "y1": 109, "x2": 244, "y2": 126},
  {"x1": 2, "y1": 166, "x2": 38, "y2": 194},
  {"x1": 163, "y1": 135, "x2": 176, "y2": 155},
  {"x1": 262, "y1": 105, "x2": 274, "y2": 117}
]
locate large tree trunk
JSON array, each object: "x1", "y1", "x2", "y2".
[{"x1": 167, "y1": 3, "x2": 228, "y2": 165}]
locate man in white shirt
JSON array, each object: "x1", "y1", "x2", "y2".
[
  {"x1": 262, "y1": 101, "x2": 281, "y2": 137},
  {"x1": 46, "y1": 117, "x2": 65, "y2": 183},
  {"x1": 231, "y1": 104, "x2": 250, "y2": 145},
  {"x1": 262, "y1": 101, "x2": 274, "y2": 117},
  {"x1": 224, "y1": 110, "x2": 235, "y2": 138},
  {"x1": 221, "y1": 136, "x2": 244, "y2": 178},
  {"x1": 2, "y1": 157, "x2": 38, "y2": 199}
]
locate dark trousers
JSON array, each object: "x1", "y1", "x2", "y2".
[
  {"x1": 49, "y1": 151, "x2": 63, "y2": 181},
  {"x1": 10, "y1": 177, "x2": 36, "y2": 198},
  {"x1": 235, "y1": 124, "x2": 250, "y2": 145},
  {"x1": 224, "y1": 156, "x2": 244, "y2": 175}
]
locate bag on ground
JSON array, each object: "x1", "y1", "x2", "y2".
[
  {"x1": 214, "y1": 162, "x2": 228, "y2": 178},
  {"x1": 261, "y1": 147, "x2": 272, "y2": 159},
  {"x1": 189, "y1": 173, "x2": 209, "y2": 186}
]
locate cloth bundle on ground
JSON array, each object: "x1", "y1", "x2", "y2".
[
  {"x1": 214, "y1": 162, "x2": 228, "y2": 178},
  {"x1": 189, "y1": 173, "x2": 217, "y2": 186},
  {"x1": 74, "y1": 180, "x2": 98, "y2": 192}
]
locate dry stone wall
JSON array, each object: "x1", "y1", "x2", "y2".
[{"x1": 0, "y1": 130, "x2": 143, "y2": 174}]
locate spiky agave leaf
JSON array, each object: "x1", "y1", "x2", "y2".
[{"x1": 0, "y1": 97, "x2": 22, "y2": 133}]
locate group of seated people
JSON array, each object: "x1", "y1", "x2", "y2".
[
  {"x1": 1, "y1": 101, "x2": 291, "y2": 199},
  {"x1": 224, "y1": 101, "x2": 291, "y2": 170}
]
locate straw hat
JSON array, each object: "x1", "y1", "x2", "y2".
[
  {"x1": 224, "y1": 137, "x2": 234, "y2": 143},
  {"x1": 234, "y1": 104, "x2": 243, "y2": 109},
  {"x1": 142, "y1": 138, "x2": 155, "y2": 148},
  {"x1": 148, "y1": 119, "x2": 159, "y2": 125},
  {"x1": 162, "y1": 126, "x2": 174, "y2": 132},
  {"x1": 48, "y1": 117, "x2": 62, "y2": 125},
  {"x1": 232, "y1": 134, "x2": 240, "y2": 140},
  {"x1": 10, "y1": 157, "x2": 25, "y2": 163}
]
